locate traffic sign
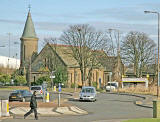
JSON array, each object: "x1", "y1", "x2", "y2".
[{"x1": 58, "y1": 83, "x2": 61, "y2": 92}]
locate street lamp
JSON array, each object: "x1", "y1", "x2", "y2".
[{"x1": 144, "y1": 10, "x2": 160, "y2": 98}]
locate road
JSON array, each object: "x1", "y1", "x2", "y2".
[
  {"x1": 0, "y1": 90, "x2": 71, "y2": 101},
  {"x1": 1, "y1": 92, "x2": 152, "y2": 122}
]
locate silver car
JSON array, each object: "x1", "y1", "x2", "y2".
[{"x1": 79, "y1": 86, "x2": 97, "y2": 102}]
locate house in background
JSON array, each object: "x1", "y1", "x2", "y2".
[{"x1": 123, "y1": 64, "x2": 156, "y2": 87}]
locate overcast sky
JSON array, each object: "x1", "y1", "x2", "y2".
[{"x1": 0, "y1": 0, "x2": 160, "y2": 58}]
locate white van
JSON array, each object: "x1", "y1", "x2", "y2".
[
  {"x1": 105, "y1": 82, "x2": 118, "y2": 92},
  {"x1": 30, "y1": 86, "x2": 47, "y2": 99}
]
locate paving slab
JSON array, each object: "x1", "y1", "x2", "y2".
[
  {"x1": 10, "y1": 106, "x2": 88, "y2": 116},
  {"x1": 56, "y1": 107, "x2": 77, "y2": 115}
]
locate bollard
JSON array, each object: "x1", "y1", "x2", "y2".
[
  {"x1": 0, "y1": 100, "x2": 1, "y2": 117},
  {"x1": 54, "y1": 86, "x2": 56, "y2": 92},
  {"x1": 153, "y1": 100, "x2": 160, "y2": 118},
  {"x1": 46, "y1": 92, "x2": 49, "y2": 102},
  {"x1": 2, "y1": 100, "x2": 9, "y2": 116}
]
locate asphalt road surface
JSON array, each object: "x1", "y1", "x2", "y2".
[
  {"x1": 1, "y1": 93, "x2": 152, "y2": 122},
  {"x1": 0, "y1": 90, "x2": 71, "y2": 101}
]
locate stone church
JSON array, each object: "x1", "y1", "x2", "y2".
[{"x1": 20, "y1": 10, "x2": 124, "y2": 88}]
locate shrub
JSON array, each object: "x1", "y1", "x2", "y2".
[
  {"x1": 92, "y1": 82, "x2": 97, "y2": 88},
  {"x1": 35, "y1": 75, "x2": 51, "y2": 85},
  {"x1": 14, "y1": 75, "x2": 26, "y2": 86},
  {"x1": 0, "y1": 74, "x2": 11, "y2": 85},
  {"x1": 71, "y1": 83, "x2": 75, "y2": 88}
]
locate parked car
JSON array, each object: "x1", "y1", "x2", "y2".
[
  {"x1": 79, "y1": 86, "x2": 97, "y2": 102},
  {"x1": 9, "y1": 90, "x2": 32, "y2": 102},
  {"x1": 105, "y1": 82, "x2": 118, "y2": 92},
  {"x1": 30, "y1": 85, "x2": 47, "y2": 99}
]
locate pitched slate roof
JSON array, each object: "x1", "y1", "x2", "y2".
[
  {"x1": 50, "y1": 44, "x2": 79, "y2": 67},
  {"x1": 98, "y1": 56, "x2": 117, "y2": 72},
  {"x1": 49, "y1": 44, "x2": 116, "y2": 70},
  {"x1": 21, "y1": 11, "x2": 37, "y2": 38}
]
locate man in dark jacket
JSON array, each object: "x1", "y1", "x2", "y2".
[{"x1": 24, "y1": 91, "x2": 38, "y2": 120}]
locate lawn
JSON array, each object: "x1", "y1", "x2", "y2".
[
  {"x1": 123, "y1": 118, "x2": 160, "y2": 122},
  {"x1": 0, "y1": 86, "x2": 29, "y2": 91}
]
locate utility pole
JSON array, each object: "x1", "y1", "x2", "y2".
[
  {"x1": 28, "y1": 58, "x2": 32, "y2": 90},
  {"x1": 117, "y1": 30, "x2": 121, "y2": 94},
  {"x1": 7, "y1": 33, "x2": 11, "y2": 74},
  {"x1": 50, "y1": 71, "x2": 55, "y2": 91},
  {"x1": 7, "y1": 33, "x2": 11, "y2": 58}
]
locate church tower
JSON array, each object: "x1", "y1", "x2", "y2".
[{"x1": 20, "y1": 9, "x2": 38, "y2": 69}]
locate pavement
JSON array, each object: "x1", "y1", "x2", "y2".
[
  {"x1": 10, "y1": 106, "x2": 88, "y2": 117},
  {"x1": 9, "y1": 92, "x2": 88, "y2": 117},
  {"x1": 133, "y1": 94, "x2": 157, "y2": 108}
]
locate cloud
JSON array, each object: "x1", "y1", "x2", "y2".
[
  {"x1": 0, "y1": 18, "x2": 71, "y2": 32},
  {"x1": 0, "y1": 19, "x2": 23, "y2": 25},
  {"x1": 36, "y1": 21, "x2": 70, "y2": 31},
  {"x1": 139, "y1": 2, "x2": 160, "y2": 9},
  {"x1": 85, "y1": 7, "x2": 157, "y2": 23},
  {"x1": 87, "y1": 21, "x2": 157, "y2": 40}
]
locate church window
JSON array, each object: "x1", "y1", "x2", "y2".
[
  {"x1": 34, "y1": 76, "x2": 36, "y2": 82},
  {"x1": 45, "y1": 58, "x2": 47, "y2": 67}
]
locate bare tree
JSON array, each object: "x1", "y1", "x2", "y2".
[
  {"x1": 60, "y1": 24, "x2": 109, "y2": 86},
  {"x1": 121, "y1": 31, "x2": 156, "y2": 77},
  {"x1": 104, "y1": 29, "x2": 124, "y2": 56}
]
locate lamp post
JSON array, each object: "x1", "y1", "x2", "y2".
[
  {"x1": 144, "y1": 10, "x2": 160, "y2": 98},
  {"x1": 108, "y1": 28, "x2": 121, "y2": 93}
]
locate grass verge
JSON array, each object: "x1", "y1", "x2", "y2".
[
  {"x1": 0, "y1": 86, "x2": 29, "y2": 91},
  {"x1": 122, "y1": 118, "x2": 160, "y2": 122}
]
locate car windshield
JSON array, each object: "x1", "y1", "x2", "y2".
[
  {"x1": 13, "y1": 90, "x2": 29, "y2": 95},
  {"x1": 31, "y1": 87, "x2": 41, "y2": 90},
  {"x1": 107, "y1": 83, "x2": 117, "y2": 87},
  {"x1": 82, "y1": 88, "x2": 95, "y2": 93}
]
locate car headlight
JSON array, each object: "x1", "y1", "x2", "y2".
[
  {"x1": 17, "y1": 94, "x2": 22, "y2": 97},
  {"x1": 89, "y1": 95, "x2": 94, "y2": 98}
]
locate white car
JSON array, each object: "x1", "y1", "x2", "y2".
[{"x1": 106, "y1": 82, "x2": 118, "y2": 92}]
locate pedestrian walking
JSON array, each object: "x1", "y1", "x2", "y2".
[{"x1": 24, "y1": 91, "x2": 38, "y2": 120}]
